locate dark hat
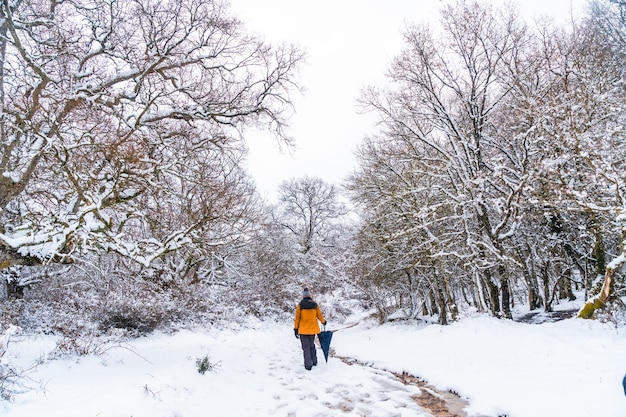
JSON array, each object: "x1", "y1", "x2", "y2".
[{"x1": 303, "y1": 288, "x2": 311, "y2": 297}]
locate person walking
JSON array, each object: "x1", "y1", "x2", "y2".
[{"x1": 293, "y1": 288, "x2": 327, "y2": 370}]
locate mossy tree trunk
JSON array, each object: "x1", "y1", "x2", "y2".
[{"x1": 578, "y1": 256, "x2": 624, "y2": 319}]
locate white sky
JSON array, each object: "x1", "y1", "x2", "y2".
[{"x1": 229, "y1": 0, "x2": 587, "y2": 201}]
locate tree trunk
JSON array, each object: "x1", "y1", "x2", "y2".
[
  {"x1": 578, "y1": 255, "x2": 624, "y2": 319},
  {"x1": 500, "y1": 278, "x2": 512, "y2": 319},
  {"x1": 441, "y1": 271, "x2": 458, "y2": 321},
  {"x1": 436, "y1": 284, "x2": 448, "y2": 325},
  {"x1": 473, "y1": 274, "x2": 486, "y2": 312},
  {"x1": 429, "y1": 290, "x2": 439, "y2": 315},
  {"x1": 528, "y1": 271, "x2": 543, "y2": 310},
  {"x1": 541, "y1": 261, "x2": 553, "y2": 312},
  {"x1": 590, "y1": 212, "x2": 606, "y2": 278},
  {"x1": 560, "y1": 273, "x2": 576, "y2": 301},
  {"x1": 483, "y1": 269, "x2": 500, "y2": 317},
  {"x1": 499, "y1": 265, "x2": 512, "y2": 319},
  {"x1": 519, "y1": 246, "x2": 542, "y2": 310},
  {"x1": 405, "y1": 270, "x2": 420, "y2": 319}
]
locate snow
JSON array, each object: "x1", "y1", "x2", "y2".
[
  {"x1": 2, "y1": 311, "x2": 626, "y2": 417},
  {"x1": 340, "y1": 317, "x2": 626, "y2": 417}
]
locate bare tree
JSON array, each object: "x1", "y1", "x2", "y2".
[
  {"x1": 356, "y1": 1, "x2": 529, "y2": 318},
  {"x1": 572, "y1": 0, "x2": 626, "y2": 317},
  {"x1": 0, "y1": 0, "x2": 303, "y2": 295},
  {"x1": 273, "y1": 176, "x2": 347, "y2": 290},
  {"x1": 347, "y1": 133, "x2": 466, "y2": 324},
  {"x1": 349, "y1": 0, "x2": 626, "y2": 322},
  {"x1": 506, "y1": 2, "x2": 626, "y2": 318},
  {"x1": 277, "y1": 176, "x2": 345, "y2": 255}
]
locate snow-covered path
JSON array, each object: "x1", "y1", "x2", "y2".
[
  {"x1": 2, "y1": 324, "x2": 436, "y2": 417},
  {"x1": 3, "y1": 315, "x2": 626, "y2": 417}
]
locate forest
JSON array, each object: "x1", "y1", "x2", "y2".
[{"x1": 0, "y1": 0, "x2": 625, "y2": 352}]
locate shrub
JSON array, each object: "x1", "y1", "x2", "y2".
[{"x1": 196, "y1": 354, "x2": 220, "y2": 375}]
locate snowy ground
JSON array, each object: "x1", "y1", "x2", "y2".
[{"x1": 2, "y1": 305, "x2": 626, "y2": 417}]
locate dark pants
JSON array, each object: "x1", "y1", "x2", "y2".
[{"x1": 299, "y1": 335, "x2": 317, "y2": 369}]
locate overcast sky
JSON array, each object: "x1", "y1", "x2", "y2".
[{"x1": 228, "y1": 0, "x2": 587, "y2": 201}]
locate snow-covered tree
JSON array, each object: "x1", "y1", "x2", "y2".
[
  {"x1": 0, "y1": 0, "x2": 303, "y2": 297},
  {"x1": 349, "y1": 0, "x2": 626, "y2": 322},
  {"x1": 273, "y1": 176, "x2": 348, "y2": 291},
  {"x1": 502, "y1": 0, "x2": 626, "y2": 318},
  {"x1": 347, "y1": 134, "x2": 466, "y2": 323},
  {"x1": 277, "y1": 176, "x2": 345, "y2": 255},
  {"x1": 353, "y1": 1, "x2": 530, "y2": 319},
  {"x1": 225, "y1": 178, "x2": 352, "y2": 313},
  {"x1": 573, "y1": 0, "x2": 626, "y2": 317}
]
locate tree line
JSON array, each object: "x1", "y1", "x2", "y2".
[
  {"x1": 347, "y1": 0, "x2": 626, "y2": 323},
  {"x1": 0, "y1": 0, "x2": 624, "y2": 333}
]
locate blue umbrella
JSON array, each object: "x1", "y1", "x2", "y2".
[
  {"x1": 318, "y1": 327, "x2": 334, "y2": 363},
  {"x1": 317, "y1": 322, "x2": 358, "y2": 363}
]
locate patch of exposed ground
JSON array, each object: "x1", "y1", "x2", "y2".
[
  {"x1": 335, "y1": 352, "x2": 470, "y2": 417},
  {"x1": 516, "y1": 308, "x2": 579, "y2": 324},
  {"x1": 396, "y1": 372, "x2": 469, "y2": 417}
]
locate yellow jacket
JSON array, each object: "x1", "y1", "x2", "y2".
[{"x1": 294, "y1": 297, "x2": 326, "y2": 335}]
